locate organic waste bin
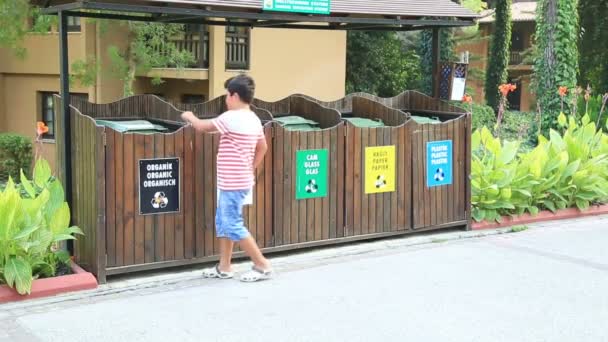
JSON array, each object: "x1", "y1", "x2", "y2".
[{"x1": 55, "y1": 94, "x2": 274, "y2": 283}]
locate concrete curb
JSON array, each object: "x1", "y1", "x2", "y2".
[
  {"x1": 472, "y1": 204, "x2": 608, "y2": 230},
  {"x1": 0, "y1": 263, "x2": 98, "y2": 304}
]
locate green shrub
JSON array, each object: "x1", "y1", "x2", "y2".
[
  {"x1": 0, "y1": 159, "x2": 83, "y2": 295},
  {"x1": 471, "y1": 103, "x2": 497, "y2": 131},
  {"x1": 500, "y1": 111, "x2": 539, "y2": 151},
  {"x1": 472, "y1": 114, "x2": 608, "y2": 222},
  {"x1": 0, "y1": 133, "x2": 33, "y2": 182},
  {"x1": 577, "y1": 95, "x2": 607, "y2": 132}
]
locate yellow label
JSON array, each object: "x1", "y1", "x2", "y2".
[{"x1": 365, "y1": 146, "x2": 396, "y2": 194}]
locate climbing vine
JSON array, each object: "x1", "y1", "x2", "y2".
[
  {"x1": 484, "y1": 0, "x2": 512, "y2": 112},
  {"x1": 534, "y1": 0, "x2": 580, "y2": 126}
]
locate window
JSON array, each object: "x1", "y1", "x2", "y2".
[
  {"x1": 67, "y1": 16, "x2": 81, "y2": 32},
  {"x1": 39, "y1": 92, "x2": 88, "y2": 140},
  {"x1": 225, "y1": 26, "x2": 250, "y2": 70},
  {"x1": 181, "y1": 94, "x2": 206, "y2": 104}
]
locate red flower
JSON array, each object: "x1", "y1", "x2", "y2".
[
  {"x1": 462, "y1": 94, "x2": 473, "y2": 104},
  {"x1": 37, "y1": 122, "x2": 49, "y2": 136},
  {"x1": 558, "y1": 86, "x2": 568, "y2": 97},
  {"x1": 499, "y1": 83, "x2": 516, "y2": 97}
]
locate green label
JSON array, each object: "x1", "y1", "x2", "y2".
[
  {"x1": 263, "y1": 0, "x2": 331, "y2": 14},
  {"x1": 296, "y1": 149, "x2": 328, "y2": 199}
]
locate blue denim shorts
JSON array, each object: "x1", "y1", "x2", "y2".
[{"x1": 215, "y1": 189, "x2": 251, "y2": 241}]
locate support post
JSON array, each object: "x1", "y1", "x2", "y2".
[
  {"x1": 432, "y1": 28, "x2": 440, "y2": 98},
  {"x1": 59, "y1": 12, "x2": 73, "y2": 209}
]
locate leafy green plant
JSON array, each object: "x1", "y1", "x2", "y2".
[
  {"x1": 471, "y1": 103, "x2": 497, "y2": 131},
  {"x1": 0, "y1": 133, "x2": 33, "y2": 182},
  {"x1": 510, "y1": 225, "x2": 529, "y2": 233},
  {"x1": 472, "y1": 113, "x2": 608, "y2": 222},
  {"x1": 0, "y1": 159, "x2": 83, "y2": 295}
]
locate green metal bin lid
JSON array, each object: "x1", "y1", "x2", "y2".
[
  {"x1": 411, "y1": 116, "x2": 441, "y2": 124},
  {"x1": 274, "y1": 116, "x2": 318, "y2": 126},
  {"x1": 343, "y1": 117, "x2": 385, "y2": 128},
  {"x1": 284, "y1": 124, "x2": 322, "y2": 131},
  {"x1": 95, "y1": 120, "x2": 169, "y2": 133}
]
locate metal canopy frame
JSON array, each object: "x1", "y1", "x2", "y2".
[{"x1": 37, "y1": 0, "x2": 476, "y2": 230}]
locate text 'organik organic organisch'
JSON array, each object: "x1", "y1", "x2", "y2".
[{"x1": 139, "y1": 158, "x2": 180, "y2": 215}]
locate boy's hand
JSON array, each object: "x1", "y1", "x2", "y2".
[{"x1": 181, "y1": 111, "x2": 195, "y2": 123}]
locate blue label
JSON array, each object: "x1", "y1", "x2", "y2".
[{"x1": 426, "y1": 140, "x2": 453, "y2": 187}]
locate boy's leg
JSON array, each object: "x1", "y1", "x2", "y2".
[
  {"x1": 238, "y1": 236, "x2": 271, "y2": 270},
  {"x1": 218, "y1": 238, "x2": 234, "y2": 272}
]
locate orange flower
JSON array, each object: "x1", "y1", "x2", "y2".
[
  {"x1": 499, "y1": 83, "x2": 516, "y2": 97},
  {"x1": 462, "y1": 94, "x2": 473, "y2": 104},
  {"x1": 37, "y1": 121, "x2": 49, "y2": 136},
  {"x1": 558, "y1": 86, "x2": 568, "y2": 97}
]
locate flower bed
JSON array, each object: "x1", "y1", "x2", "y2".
[{"x1": 0, "y1": 262, "x2": 97, "y2": 304}]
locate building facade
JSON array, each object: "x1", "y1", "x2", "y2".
[
  {"x1": 0, "y1": 19, "x2": 347, "y2": 171},
  {"x1": 458, "y1": 0, "x2": 536, "y2": 112}
]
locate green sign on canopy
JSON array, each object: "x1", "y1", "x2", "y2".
[{"x1": 263, "y1": 0, "x2": 331, "y2": 15}]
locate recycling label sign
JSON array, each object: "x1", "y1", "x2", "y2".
[
  {"x1": 426, "y1": 140, "x2": 453, "y2": 187},
  {"x1": 139, "y1": 158, "x2": 180, "y2": 215},
  {"x1": 365, "y1": 146, "x2": 396, "y2": 194},
  {"x1": 296, "y1": 149, "x2": 328, "y2": 199}
]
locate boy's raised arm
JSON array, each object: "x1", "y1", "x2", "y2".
[{"x1": 181, "y1": 111, "x2": 219, "y2": 133}]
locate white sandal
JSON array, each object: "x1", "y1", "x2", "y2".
[
  {"x1": 240, "y1": 266, "x2": 273, "y2": 282},
  {"x1": 202, "y1": 264, "x2": 234, "y2": 279}
]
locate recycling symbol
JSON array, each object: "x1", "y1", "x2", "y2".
[
  {"x1": 375, "y1": 175, "x2": 387, "y2": 189},
  {"x1": 151, "y1": 192, "x2": 169, "y2": 209},
  {"x1": 305, "y1": 179, "x2": 318, "y2": 193},
  {"x1": 434, "y1": 168, "x2": 445, "y2": 182}
]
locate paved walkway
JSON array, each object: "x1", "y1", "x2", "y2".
[{"x1": 1, "y1": 216, "x2": 607, "y2": 342}]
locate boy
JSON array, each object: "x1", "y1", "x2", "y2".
[{"x1": 181, "y1": 74, "x2": 272, "y2": 282}]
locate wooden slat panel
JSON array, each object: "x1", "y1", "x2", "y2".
[
  {"x1": 383, "y1": 128, "x2": 391, "y2": 232},
  {"x1": 281, "y1": 127, "x2": 291, "y2": 245},
  {"x1": 306, "y1": 133, "x2": 315, "y2": 242},
  {"x1": 274, "y1": 126, "x2": 284, "y2": 246},
  {"x1": 290, "y1": 131, "x2": 299, "y2": 244},
  {"x1": 353, "y1": 127, "x2": 362, "y2": 237},
  {"x1": 144, "y1": 134, "x2": 155, "y2": 263},
  {"x1": 154, "y1": 134, "x2": 166, "y2": 261},
  {"x1": 345, "y1": 124, "x2": 354, "y2": 237},
  {"x1": 447, "y1": 120, "x2": 454, "y2": 223},
  {"x1": 123, "y1": 134, "x2": 135, "y2": 266},
  {"x1": 194, "y1": 133, "x2": 205, "y2": 257},
  {"x1": 164, "y1": 134, "x2": 176, "y2": 261},
  {"x1": 95, "y1": 126, "x2": 107, "y2": 282},
  {"x1": 134, "y1": 134, "x2": 146, "y2": 265},
  {"x1": 114, "y1": 132, "x2": 125, "y2": 265},
  {"x1": 392, "y1": 126, "x2": 406, "y2": 231},
  {"x1": 314, "y1": 131, "x2": 323, "y2": 241},
  {"x1": 105, "y1": 130, "x2": 116, "y2": 267},
  {"x1": 362, "y1": 128, "x2": 371, "y2": 235},
  {"x1": 328, "y1": 128, "x2": 337, "y2": 239},
  {"x1": 212, "y1": 134, "x2": 220, "y2": 255},
  {"x1": 203, "y1": 134, "x2": 214, "y2": 256},
  {"x1": 298, "y1": 132, "x2": 307, "y2": 243},
  {"x1": 183, "y1": 128, "x2": 195, "y2": 259},
  {"x1": 264, "y1": 125, "x2": 273, "y2": 247},
  {"x1": 174, "y1": 129, "x2": 185, "y2": 260},
  {"x1": 336, "y1": 123, "x2": 345, "y2": 238}
]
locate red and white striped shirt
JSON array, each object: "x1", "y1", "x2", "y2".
[{"x1": 212, "y1": 109, "x2": 264, "y2": 190}]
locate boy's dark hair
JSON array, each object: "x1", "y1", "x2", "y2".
[{"x1": 225, "y1": 74, "x2": 255, "y2": 104}]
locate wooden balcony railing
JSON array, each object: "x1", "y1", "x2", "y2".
[
  {"x1": 509, "y1": 51, "x2": 524, "y2": 65},
  {"x1": 225, "y1": 28, "x2": 250, "y2": 70}
]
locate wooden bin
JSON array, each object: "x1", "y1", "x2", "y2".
[
  {"x1": 55, "y1": 95, "x2": 273, "y2": 283},
  {"x1": 257, "y1": 96, "x2": 345, "y2": 246},
  {"x1": 343, "y1": 96, "x2": 412, "y2": 236}
]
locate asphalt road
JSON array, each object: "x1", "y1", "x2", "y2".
[{"x1": 2, "y1": 216, "x2": 607, "y2": 342}]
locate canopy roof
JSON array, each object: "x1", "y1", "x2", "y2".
[{"x1": 38, "y1": 0, "x2": 478, "y2": 31}]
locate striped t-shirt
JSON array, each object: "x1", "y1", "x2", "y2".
[{"x1": 212, "y1": 109, "x2": 264, "y2": 190}]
